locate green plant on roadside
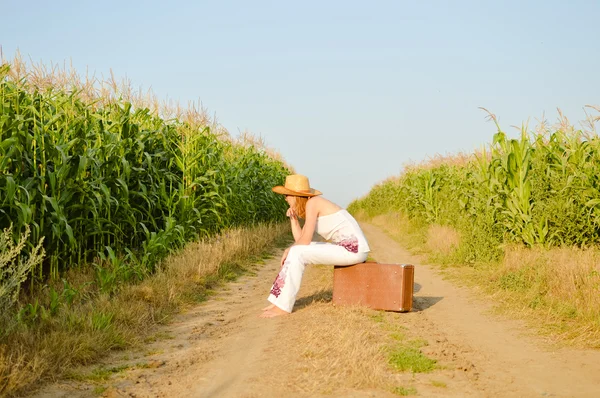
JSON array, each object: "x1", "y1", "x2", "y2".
[
  {"x1": 388, "y1": 339, "x2": 437, "y2": 373},
  {"x1": 48, "y1": 286, "x2": 60, "y2": 316},
  {"x1": 16, "y1": 300, "x2": 41, "y2": 327},
  {"x1": 370, "y1": 313, "x2": 384, "y2": 323},
  {"x1": 93, "y1": 386, "x2": 108, "y2": 395},
  {"x1": 60, "y1": 278, "x2": 79, "y2": 307},
  {"x1": 0, "y1": 225, "x2": 45, "y2": 312},
  {"x1": 69, "y1": 364, "x2": 130, "y2": 383},
  {"x1": 90, "y1": 311, "x2": 114, "y2": 332},
  {"x1": 392, "y1": 386, "x2": 418, "y2": 396},
  {"x1": 373, "y1": 313, "x2": 437, "y2": 376}
]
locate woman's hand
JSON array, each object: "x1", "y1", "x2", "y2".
[
  {"x1": 286, "y1": 207, "x2": 297, "y2": 220},
  {"x1": 280, "y1": 247, "x2": 290, "y2": 267}
]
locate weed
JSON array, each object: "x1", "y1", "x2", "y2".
[
  {"x1": 90, "y1": 311, "x2": 114, "y2": 332},
  {"x1": 370, "y1": 313, "x2": 384, "y2": 323},
  {"x1": 93, "y1": 385, "x2": 107, "y2": 395},
  {"x1": 392, "y1": 386, "x2": 418, "y2": 396},
  {"x1": 388, "y1": 339, "x2": 437, "y2": 373},
  {"x1": 16, "y1": 301, "x2": 41, "y2": 326},
  {"x1": 68, "y1": 365, "x2": 129, "y2": 382}
]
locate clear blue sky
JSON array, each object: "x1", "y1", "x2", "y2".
[{"x1": 2, "y1": 0, "x2": 599, "y2": 207}]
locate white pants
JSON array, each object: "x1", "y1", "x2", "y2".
[{"x1": 267, "y1": 242, "x2": 368, "y2": 313}]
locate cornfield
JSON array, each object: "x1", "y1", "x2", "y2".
[
  {"x1": 0, "y1": 59, "x2": 289, "y2": 299},
  {"x1": 349, "y1": 108, "x2": 600, "y2": 262}
]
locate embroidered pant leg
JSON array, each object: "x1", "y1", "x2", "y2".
[{"x1": 267, "y1": 242, "x2": 368, "y2": 313}]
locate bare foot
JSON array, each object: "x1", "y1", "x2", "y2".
[
  {"x1": 262, "y1": 304, "x2": 275, "y2": 311},
  {"x1": 259, "y1": 306, "x2": 289, "y2": 318}
]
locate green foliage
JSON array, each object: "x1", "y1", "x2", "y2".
[
  {"x1": 16, "y1": 300, "x2": 41, "y2": 326},
  {"x1": 349, "y1": 118, "x2": 600, "y2": 262},
  {"x1": 89, "y1": 311, "x2": 114, "y2": 332},
  {"x1": 392, "y1": 386, "x2": 418, "y2": 396},
  {"x1": 0, "y1": 62, "x2": 289, "y2": 300},
  {"x1": 48, "y1": 286, "x2": 60, "y2": 316},
  {"x1": 68, "y1": 364, "x2": 130, "y2": 382},
  {"x1": 60, "y1": 278, "x2": 80, "y2": 307},
  {"x1": 387, "y1": 339, "x2": 437, "y2": 373},
  {"x1": 498, "y1": 269, "x2": 531, "y2": 292},
  {"x1": 0, "y1": 225, "x2": 45, "y2": 311}
]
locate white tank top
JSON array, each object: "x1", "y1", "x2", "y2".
[{"x1": 316, "y1": 210, "x2": 370, "y2": 253}]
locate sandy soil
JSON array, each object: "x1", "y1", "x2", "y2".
[{"x1": 32, "y1": 223, "x2": 600, "y2": 398}]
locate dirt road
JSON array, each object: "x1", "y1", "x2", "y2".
[{"x1": 35, "y1": 223, "x2": 600, "y2": 397}]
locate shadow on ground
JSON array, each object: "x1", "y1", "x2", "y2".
[
  {"x1": 294, "y1": 283, "x2": 442, "y2": 313},
  {"x1": 412, "y1": 296, "x2": 444, "y2": 311},
  {"x1": 295, "y1": 289, "x2": 334, "y2": 310}
]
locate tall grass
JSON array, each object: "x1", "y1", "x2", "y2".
[
  {"x1": 350, "y1": 107, "x2": 600, "y2": 259},
  {"x1": 349, "y1": 108, "x2": 600, "y2": 346},
  {"x1": 0, "y1": 54, "x2": 293, "y2": 396},
  {"x1": 0, "y1": 56, "x2": 289, "y2": 290}
]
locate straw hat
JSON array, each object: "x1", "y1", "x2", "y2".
[{"x1": 272, "y1": 174, "x2": 322, "y2": 197}]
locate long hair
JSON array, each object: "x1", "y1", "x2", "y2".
[{"x1": 293, "y1": 196, "x2": 309, "y2": 219}]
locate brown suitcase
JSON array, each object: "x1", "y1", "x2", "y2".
[{"x1": 332, "y1": 262, "x2": 414, "y2": 312}]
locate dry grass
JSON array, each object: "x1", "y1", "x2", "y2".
[
  {"x1": 0, "y1": 222, "x2": 289, "y2": 397},
  {"x1": 362, "y1": 211, "x2": 600, "y2": 348},
  {"x1": 486, "y1": 245, "x2": 600, "y2": 346},
  {"x1": 272, "y1": 303, "x2": 391, "y2": 394},
  {"x1": 0, "y1": 346, "x2": 46, "y2": 398},
  {"x1": 259, "y1": 264, "x2": 435, "y2": 396},
  {"x1": 426, "y1": 224, "x2": 461, "y2": 257},
  {"x1": 368, "y1": 213, "x2": 427, "y2": 255}
]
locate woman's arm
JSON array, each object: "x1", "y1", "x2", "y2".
[
  {"x1": 279, "y1": 199, "x2": 319, "y2": 266},
  {"x1": 293, "y1": 198, "x2": 319, "y2": 246},
  {"x1": 289, "y1": 208, "x2": 302, "y2": 242}
]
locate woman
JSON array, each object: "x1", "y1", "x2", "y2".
[{"x1": 260, "y1": 174, "x2": 370, "y2": 318}]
